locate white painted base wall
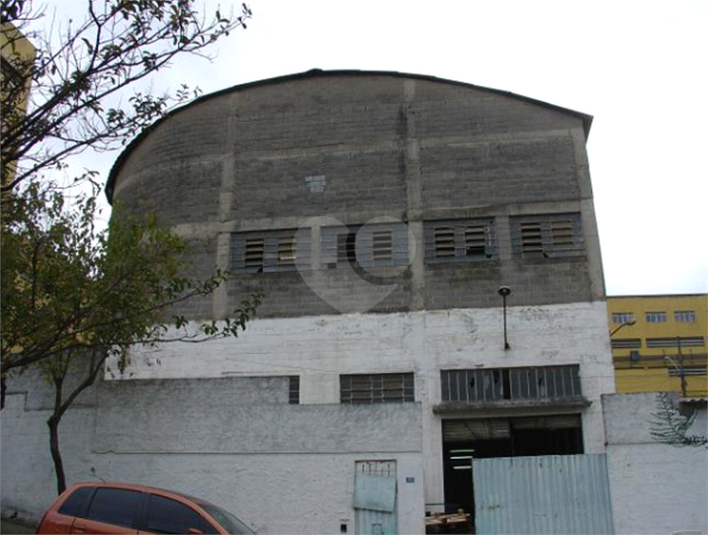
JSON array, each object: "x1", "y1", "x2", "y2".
[
  {"x1": 108, "y1": 302, "x2": 616, "y2": 508},
  {"x1": 603, "y1": 393, "x2": 708, "y2": 535},
  {"x1": 2, "y1": 302, "x2": 615, "y2": 533}
]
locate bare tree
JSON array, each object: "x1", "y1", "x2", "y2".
[{"x1": 1, "y1": 0, "x2": 251, "y2": 191}]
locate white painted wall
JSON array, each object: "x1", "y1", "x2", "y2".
[
  {"x1": 603, "y1": 393, "x2": 708, "y2": 535},
  {"x1": 1, "y1": 374, "x2": 426, "y2": 534},
  {"x1": 108, "y1": 301, "x2": 616, "y2": 507}
]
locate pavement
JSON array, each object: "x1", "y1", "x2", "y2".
[{"x1": 1, "y1": 518, "x2": 35, "y2": 534}]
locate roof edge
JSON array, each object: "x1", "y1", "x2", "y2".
[{"x1": 105, "y1": 68, "x2": 594, "y2": 204}]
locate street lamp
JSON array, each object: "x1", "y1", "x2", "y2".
[
  {"x1": 498, "y1": 286, "x2": 511, "y2": 350},
  {"x1": 610, "y1": 319, "x2": 636, "y2": 337}
]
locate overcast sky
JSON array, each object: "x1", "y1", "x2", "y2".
[{"x1": 47, "y1": 0, "x2": 708, "y2": 296}]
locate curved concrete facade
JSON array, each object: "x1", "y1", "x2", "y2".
[{"x1": 108, "y1": 70, "x2": 604, "y2": 320}]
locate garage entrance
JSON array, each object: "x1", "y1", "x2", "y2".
[{"x1": 442, "y1": 415, "x2": 583, "y2": 527}]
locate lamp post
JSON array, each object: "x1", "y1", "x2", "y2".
[
  {"x1": 498, "y1": 286, "x2": 511, "y2": 350},
  {"x1": 610, "y1": 319, "x2": 636, "y2": 337}
]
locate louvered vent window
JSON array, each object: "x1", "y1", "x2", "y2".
[
  {"x1": 372, "y1": 231, "x2": 393, "y2": 261},
  {"x1": 551, "y1": 220, "x2": 574, "y2": 251},
  {"x1": 232, "y1": 229, "x2": 311, "y2": 273},
  {"x1": 322, "y1": 223, "x2": 409, "y2": 269},
  {"x1": 464, "y1": 225, "x2": 488, "y2": 257},
  {"x1": 520, "y1": 222, "x2": 543, "y2": 254},
  {"x1": 511, "y1": 213, "x2": 584, "y2": 257},
  {"x1": 336, "y1": 232, "x2": 357, "y2": 265},
  {"x1": 340, "y1": 373, "x2": 414, "y2": 404},
  {"x1": 425, "y1": 219, "x2": 497, "y2": 264},
  {"x1": 244, "y1": 238, "x2": 265, "y2": 269},
  {"x1": 434, "y1": 227, "x2": 456, "y2": 258},
  {"x1": 277, "y1": 235, "x2": 296, "y2": 268}
]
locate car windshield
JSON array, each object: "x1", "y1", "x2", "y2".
[{"x1": 197, "y1": 501, "x2": 255, "y2": 534}]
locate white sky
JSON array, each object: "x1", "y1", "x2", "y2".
[{"x1": 45, "y1": 0, "x2": 708, "y2": 296}]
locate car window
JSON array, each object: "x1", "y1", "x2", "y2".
[
  {"x1": 58, "y1": 486, "x2": 94, "y2": 517},
  {"x1": 146, "y1": 494, "x2": 206, "y2": 534},
  {"x1": 85, "y1": 488, "x2": 141, "y2": 528},
  {"x1": 198, "y1": 502, "x2": 255, "y2": 534}
]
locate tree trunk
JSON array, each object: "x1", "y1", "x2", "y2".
[{"x1": 48, "y1": 415, "x2": 67, "y2": 495}]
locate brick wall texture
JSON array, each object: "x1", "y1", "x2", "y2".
[{"x1": 110, "y1": 71, "x2": 603, "y2": 319}]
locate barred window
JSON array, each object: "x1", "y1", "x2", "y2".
[
  {"x1": 289, "y1": 376, "x2": 300, "y2": 404},
  {"x1": 441, "y1": 365, "x2": 582, "y2": 403},
  {"x1": 511, "y1": 213, "x2": 584, "y2": 257},
  {"x1": 340, "y1": 373, "x2": 414, "y2": 404},
  {"x1": 425, "y1": 219, "x2": 497, "y2": 263}
]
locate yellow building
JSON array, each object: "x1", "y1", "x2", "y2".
[
  {"x1": 1, "y1": 22, "x2": 36, "y2": 185},
  {"x1": 607, "y1": 294, "x2": 707, "y2": 397}
]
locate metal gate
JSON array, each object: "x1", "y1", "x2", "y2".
[
  {"x1": 473, "y1": 454, "x2": 614, "y2": 534},
  {"x1": 354, "y1": 460, "x2": 397, "y2": 535}
]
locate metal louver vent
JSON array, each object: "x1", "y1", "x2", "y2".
[
  {"x1": 520, "y1": 222, "x2": 543, "y2": 253},
  {"x1": 434, "y1": 227, "x2": 456, "y2": 257}
]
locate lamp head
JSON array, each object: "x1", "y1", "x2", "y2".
[{"x1": 498, "y1": 286, "x2": 511, "y2": 297}]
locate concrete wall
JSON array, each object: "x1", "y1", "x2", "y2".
[
  {"x1": 603, "y1": 392, "x2": 707, "y2": 535},
  {"x1": 106, "y1": 301, "x2": 615, "y2": 509},
  {"x1": 110, "y1": 72, "x2": 605, "y2": 320},
  {"x1": 1, "y1": 373, "x2": 425, "y2": 534}
]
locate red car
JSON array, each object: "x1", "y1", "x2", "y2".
[{"x1": 36, "y1": 482, "x2": 255, "y2": 534}]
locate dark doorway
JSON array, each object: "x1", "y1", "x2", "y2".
[{"x1": 441, "y1": 415, "x2": 583, "y2": 528}]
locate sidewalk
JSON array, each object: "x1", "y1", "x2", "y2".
[{"x1": 1, "y1": 518, "x2": 35, "y2": 534}]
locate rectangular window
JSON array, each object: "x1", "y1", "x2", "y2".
[
  {"x1": 425, "y1": 219, "x2": 496, "y2": 263},
  {"x1": 646, "y1": 337, "x2": 706, "y2": 348},
  {"x1": 611, "y1": 338, "x2": 642, "y2": 349},
  {"x1": 611, "y1": 312, "x2": 635, "y2": 324},
  {"x1": 289, "y1": 376, "x2": 300, "y2": 404},
  {"x1": 674, "y1": 310, "x2": 697, "y2": 323},
  {"x1": 232, "y1": 229, "x2": 311, "y2": 273},
  {"x1": 668, "y1": 367, "x2": 706, "y2": 377},
  {"x1": 340, "y1": 373, "x2": 414, "y2": 404},
  {"x1": 511, "y1": 213, "x2": 584, "y2": 258},
  {"x1": 441, "y1": 365, "x2": 582, "y2": 403},
  {"x1": 645, "y1": 311, "x2": 667, "y2": 323}
]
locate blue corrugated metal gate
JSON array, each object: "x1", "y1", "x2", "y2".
[
  {"x1": 473, "y1": 454, "x2": 614, "y2": 534},
  {"x1": 354, "y1": 461, "x2": 397, "y2": 535}
]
